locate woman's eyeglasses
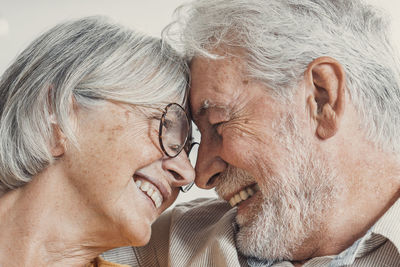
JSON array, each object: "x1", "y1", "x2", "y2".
[
  {"x1": 159, "y1": 103, "x2": 190, "y2": 158},
  {"x1": 158, "y1": 103, "x2": 198, "y2": 192}
]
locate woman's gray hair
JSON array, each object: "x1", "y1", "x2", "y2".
[
  {"x1": 0, "y1": 16, "x2": 189, "y2": 193},
  {"x1": 164, "y1": 0, "x2": 400, "y2": 154}
]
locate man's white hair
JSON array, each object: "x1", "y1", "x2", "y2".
[
  {"x1": 165, "y1": 0, "x2": 400, "y2": 154},
  {"x1": 0, "y1": 16, "x2": 189, "y2": 194}
]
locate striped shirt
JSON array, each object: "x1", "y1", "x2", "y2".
[{"x1": 102, "y1": 198, "x2": 400, "y2": 266}]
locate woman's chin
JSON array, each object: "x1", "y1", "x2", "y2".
[
  {"x1": 107, "y1": 182, "x2": 159, "y2": 247},
  {"x1": 123, "y1": 221, "x2": 152, "y2": 247},
  {"x1": 115, "y1": 207, "x2": 154, "y2": 247}
]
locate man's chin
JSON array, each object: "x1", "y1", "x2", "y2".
[
  {"x1": 233, "y1": 196, "x2": 291, "y2": 259},
  {"x1": 234, "y1": 189, "x2": 336, "y2": 261},
  {"x1": 234, "y1": 202, "x2": 296, "y2": 261},
  {"x1": 235, "y1": 192, "x2": 263, "y2": 226}
]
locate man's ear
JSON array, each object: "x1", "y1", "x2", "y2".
[{"x1": 305, "y1": 56, "x2": 345, "y2": 139}]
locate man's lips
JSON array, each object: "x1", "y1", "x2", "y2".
[
  {"x1": 227, "y1": 184, "x2": 260, "y2": 207},
  {"x1": 133, "y1": 173, "x2": 170, "y2": 209}
]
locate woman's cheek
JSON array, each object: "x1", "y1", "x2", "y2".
[{"x1": 133, "y1": 134, "x2": 163, "y2": 170}]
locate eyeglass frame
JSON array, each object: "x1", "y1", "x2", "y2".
[
  {"x1": 156, "y1": 103, "x2": 197, "y2": 193},
  {"x1": 180, "y1": 142, "x2": 199, "y2": 193},
  {"x1": 158, "y1": 103, "x2": 191, "y2": 158}
]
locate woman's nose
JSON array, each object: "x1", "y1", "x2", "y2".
[{"x1": 162, "y1": 150, "x2": 195, "y2": 188}]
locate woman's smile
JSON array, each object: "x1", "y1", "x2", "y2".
[{"x1": 133, "y1": 176, "x2": 164, "y2": 209}]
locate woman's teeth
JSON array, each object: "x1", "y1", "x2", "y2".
[
  {"x1": 135, "y1": 179, "x2": 163, "y2": 208},
  {"x1": 229, "y1": 184, "x2": 260, "y2": 207}
]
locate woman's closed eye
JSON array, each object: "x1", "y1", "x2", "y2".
[
  {"x1": 159, "y1": 118, "x2": 171, "y2": 129},
  {"x1": 169, "y1": 143, "x2": 181, "y2": 153}
]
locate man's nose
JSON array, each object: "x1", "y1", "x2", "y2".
[
  {"x1": 162, "y1": 150, "x2": 195, "y2": 188},
  {"x1": 195, "y1": 137, "x2": 227, "y2": 189}
]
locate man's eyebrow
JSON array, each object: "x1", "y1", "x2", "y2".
[
  {"x1": 194, "y1": 99, "x2": 212, "y2": 119},
  {"x1": 193, "y1": 99, "x2": 230, "y2": 120}
]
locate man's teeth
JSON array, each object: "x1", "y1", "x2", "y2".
[
  {"x1": 229, "y1": 184, "x2": 260, "y2": 207},
  {"x1": 135, "y1": 179, "x2": 163, "y2": 209}
]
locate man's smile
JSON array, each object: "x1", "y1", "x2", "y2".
[{"x1": 228, "y1": 183, "x2": 260, "y2": 207}]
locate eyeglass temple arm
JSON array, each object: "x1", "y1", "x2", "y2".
[{"x1": 180, "y1": 142, "x2": 199, "y2": 193}]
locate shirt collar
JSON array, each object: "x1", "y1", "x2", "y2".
[{"x1": 370, "y1": 197, "x2": 400, "y2": 251}]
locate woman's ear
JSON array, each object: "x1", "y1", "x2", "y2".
[
  {"x1": 305, "y1": 56, "x2": 346, "y2": 139},
  {"x1": 47, "y1": 86, "x2": 68, "y2": 157},
  {"x1": 50, "y1": 116, "x2": 66, "y2": 157}
]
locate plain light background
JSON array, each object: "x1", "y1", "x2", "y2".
[{"x1": 0, "y1": 0, "x2": 399, "y2": 205}]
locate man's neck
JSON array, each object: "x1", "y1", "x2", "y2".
[{"x1": 292, "y1": 145, "x2": 400, "y2": 261}]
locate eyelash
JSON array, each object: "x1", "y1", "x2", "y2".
[
  {"x1": 212, "y1": 121, "x2": 225, "y2": 134},
  {"x1": 213, "y1": 122, "x2": 224, "y2": 128}
]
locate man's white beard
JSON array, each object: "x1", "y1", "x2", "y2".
[{"x1": 216, "y1": 114, "x2": 339, "y2": 261}]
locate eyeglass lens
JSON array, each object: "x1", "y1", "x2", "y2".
[{"x1": 161, "y1": 104, "x2": 190, "y2": 158}]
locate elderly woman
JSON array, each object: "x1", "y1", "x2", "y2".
[{"x1": 0, "y1": 16, "x2": 194, "y2": 266}]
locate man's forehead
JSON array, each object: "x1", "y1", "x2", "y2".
[
  {"x1": 189, "y1": 74, "x2": 230, "y2": 112},
  {"x1": 189, "y1": 55, "x2": 246, "y2": 120},
  {"x1": 190, "y1": 55, "x2": 244, "y2": 86}
]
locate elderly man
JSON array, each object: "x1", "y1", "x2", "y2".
[{"x1": 103, "y1": 0, "x2": 400, "y2": 266}]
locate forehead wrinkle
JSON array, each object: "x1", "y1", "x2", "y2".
[{"x1": 191, "y1": 56, "x2": 245, "y2": 121}]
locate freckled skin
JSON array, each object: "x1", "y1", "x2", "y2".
[
  {"x1": 0, "y1": 97, "x2": 196, "y2": 266},
  {"x1": 58, "y1": 101, "x2": 194, "y2": 246}
]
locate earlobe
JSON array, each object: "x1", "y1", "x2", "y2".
[
  {"x1": 316, "y1": 103, "x2": 339, "y2": 139},
  {"x1": 50, "y1": 123, "x2": 66, "y2": 157},
  {"x1": 305, "y1": 57, "x2": 345, "y2": 140}
]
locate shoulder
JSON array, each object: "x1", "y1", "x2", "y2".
[
  {"x1": 151, "y1": 197, "x2": 234, "y2": 244},
  {"x1": 165, "y1": 197, "x2": 233, "y2": 224},
  {"x1": 135, "y1": 198, "x2": 243, "y2": 266}
]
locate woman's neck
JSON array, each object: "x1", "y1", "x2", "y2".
[{"x1": 0, "y1": 167, "x2": 119, "y2": 266}]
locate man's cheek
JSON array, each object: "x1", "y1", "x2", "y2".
[{"x1": 222, "y1": 135, "x2": 258, "y2": 168}]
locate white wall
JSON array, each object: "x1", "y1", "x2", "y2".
[
  {"x1": 0, "y1": 0, "x2": 186, "y2": 73},
  {"x1": 0, "y1": 0, "x2": 399, "y2": 205}
]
